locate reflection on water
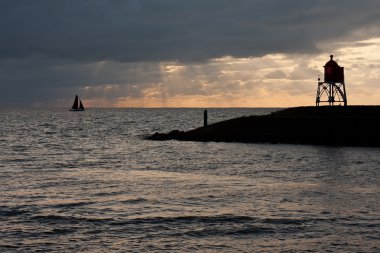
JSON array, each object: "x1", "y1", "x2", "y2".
[{"x1": 0, "y1": 108, "x2": 379, "y2": 252}]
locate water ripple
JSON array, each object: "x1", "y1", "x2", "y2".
[{"x1": 0, "y1": 108, "x2": 379, "y2": 252}]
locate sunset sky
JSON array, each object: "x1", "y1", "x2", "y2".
[{"x1": 1, "y1": 0, "x2": 380, "y2": 107}]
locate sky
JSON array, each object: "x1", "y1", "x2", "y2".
[{"x1": 1, "y1": 0, "x2": 380, "y2": 108}]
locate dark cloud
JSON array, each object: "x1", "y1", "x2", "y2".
[
  {"x1": 0, "y1": 57, "x2": 162, "y2": 104},
  {"x1": 1, "y1": 0, "x2": 380, "y2": 62},
  {"x1": 1, "y1": 0, "x2": 380, "y2": 106}
]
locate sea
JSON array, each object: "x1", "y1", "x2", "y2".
[{"x1": 0, "y1": 108, "x2": 379, "y2": 252}]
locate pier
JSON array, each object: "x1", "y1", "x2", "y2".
[{"x1": 148, "y1": 106, "x2": 380, "y2": 147}]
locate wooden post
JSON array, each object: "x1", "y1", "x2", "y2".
[{"x1": 204, "y1": 110, "x2": 208, "y2": 127}]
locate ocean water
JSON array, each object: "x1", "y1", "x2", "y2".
[{"x1": 0, "y1": 108, "x2": 379, "y2": 252}]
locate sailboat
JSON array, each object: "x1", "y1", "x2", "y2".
[{"x1": 70, "y1": 94, "x2": 85, "y2": 111}]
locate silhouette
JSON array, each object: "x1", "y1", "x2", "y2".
[
  {"x1": 204, "y1": 110, "x2": 208, "y2": 127},
  {"x1": 70, "y1": 94, "x2": 85, "y2": 111},
  {"x1": 316, "y1": 55, "x2": 347, "y2": 106},
  {"x1": 147, "y1": 106, "x2": 380, "y2": 147}
]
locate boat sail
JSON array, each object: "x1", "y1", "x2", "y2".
[{"x1": 70, "y1": 94, "x2": 85, "y2": 111}]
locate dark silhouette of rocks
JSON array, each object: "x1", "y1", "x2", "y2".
[{"x1": 147, "y1": 106, "x2": 380, "y2": 147}]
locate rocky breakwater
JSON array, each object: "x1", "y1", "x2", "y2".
[{"x1": 148, "y1": 106, "x2": 380, "y2": 147}]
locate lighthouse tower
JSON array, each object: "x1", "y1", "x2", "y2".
[{"x1": 316, "y1": 55, "x2": 347, "y2": 106}]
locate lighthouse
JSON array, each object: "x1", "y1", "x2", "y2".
[{"x1": 316, "y1": 55, "x2": 347, "y2": 106}]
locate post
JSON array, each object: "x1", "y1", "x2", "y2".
[{"x1": 204, "y1": 110, "x2": 208, "y2": 127}]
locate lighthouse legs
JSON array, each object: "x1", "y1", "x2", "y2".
[{"x1": 316, "y1": 81, "x2": 347, "y2": 107}]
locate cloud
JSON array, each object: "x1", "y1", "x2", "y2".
[
  {"x1": 1, "y1": 1, "x2": 380, "y2": 107},
  {"x1": 0, "y1": 57, "x2": 163, "y2": 105},
  {"x1": 265, "y1": 70, "x2": 287, "y2": 79},
  {"x1": 1, "y1": 0, "x2": 380, "y2": 63}
]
